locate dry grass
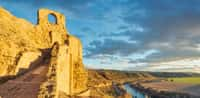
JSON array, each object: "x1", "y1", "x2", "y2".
[{"x1": 168, "y1": 77, "x2": 200, "y2": 84}]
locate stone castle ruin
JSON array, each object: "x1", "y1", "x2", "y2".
[{"x1": 0, "y1": 7, "x2": 88, "y2": 98}]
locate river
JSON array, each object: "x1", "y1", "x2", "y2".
[{"x1": 124, "y1": 83, "x2": 150, "y2": 98}]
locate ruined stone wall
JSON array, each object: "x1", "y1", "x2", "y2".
[
  {"x1": 39, "y1": 40, "x2": 88, "y2": 97},
  {"x1": 35, "y1": 9, "x2": 68, "y2": 46},
  {"x1": 36, "y1": 9, "x2": 88, "y2": 95},
  {"x1": 56, "y1": 43, "x2": 70, "y2": 95},
  {"x1": 0, "y1": 8, "x2": 68, "y2": 76},
  {"x1": 38, "y1": 43, "x2": 59, "y2": 98},
  {"x1": 0, "y1": 7, "x2": 88, "y2": 97},
  {"x1": 14, "y1": 51, "x2": 42, "y2": 75},
  {"x1": 68, "y1": 36, "x2": 88, "y2": 94}
]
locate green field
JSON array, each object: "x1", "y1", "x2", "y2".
[{"x1": 168, "y1": 77, "x2": 200, "y2": 84}]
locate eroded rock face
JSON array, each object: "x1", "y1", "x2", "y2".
[
  {"x1": 0, "y1": 7, "x2": 88, "y2": 96},
  {"x1": 0, "y1": 7, "x2": 36, "y2": 76}
]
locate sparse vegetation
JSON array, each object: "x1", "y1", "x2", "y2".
[
  {"x1": 168, "y1": 77, "x2": 200, "y2": 84},
  {"x1": 87, "y1": 69, "x2": 156, "y2": 97}
]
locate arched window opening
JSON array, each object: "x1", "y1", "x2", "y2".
[{"x1": 48, "y1": 14, "x2": 57, "y2": 24}]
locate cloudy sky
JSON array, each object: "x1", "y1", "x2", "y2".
[{"x1": 1, "y1": 0, "x2": 200, "y2": 73}]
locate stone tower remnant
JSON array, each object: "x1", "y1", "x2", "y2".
[
  {"x1": 0, "y1": 7, "x2": 88, "y2": 97},
  {"x1": 37, "y1": 9, "x2": 88, "y2": 96}
]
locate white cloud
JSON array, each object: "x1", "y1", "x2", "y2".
[{"x1": 143, "y1": 58, "x2": 200, "y2": 73}]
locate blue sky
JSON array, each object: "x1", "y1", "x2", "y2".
[{"x1": 1, "y1": 0, "x2": 200, "y2": 72}]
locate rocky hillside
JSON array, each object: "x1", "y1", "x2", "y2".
[
  {"x1": 87, "y1": 69, "x2": 155, "y2": 97},
  {"x1": 0, "y1": 7, "x2": 88, "y2": 98},
  {"x1": 148, "y1": 72, "x2": 200, "y2": 77},
  {"x1": 0, "y1": 7, "x2": 69, "y2": 77}
]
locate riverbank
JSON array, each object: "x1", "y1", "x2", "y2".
[
  {"x1": 126, "y1": 80, "x2": 200, "y2": 98},
  {"x1": 87, "y1": 69, "x2": 200, "y2": 98},
  {"x1": 87, "y1": 69, "x2": 155, "y2": 97}
]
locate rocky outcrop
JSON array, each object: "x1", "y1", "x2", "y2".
[
  {"x1": 0, "y1": 7, "x2": 88, "y2": 97},
  {"x1": 0, "y1": 8, "x2": 65, "y2": 76}
]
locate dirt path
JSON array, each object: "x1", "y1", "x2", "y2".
[{"x1": 0, "y1": 65, "x2": 48, "y2": 98}]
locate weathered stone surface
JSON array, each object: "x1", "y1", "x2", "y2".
[
  {"x1": 68, "y1": 36, "x2": 88, "y2": 94},
  {"x1": 0, "y1": 7, "x2": 69, "y2": 76},
  {"x1": 14, "y1": 51, "x2": 42, "y2": 75},
  {"x1": 0, "y1": 7, "x2": 36, "y2": 76},
  {"x1": 0, "y1": 7, "x2": 88, "y2": 97}
]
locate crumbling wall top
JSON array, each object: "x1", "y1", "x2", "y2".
[{"x1": 37, "y1": 9, "x2": 66, "y2": 27}]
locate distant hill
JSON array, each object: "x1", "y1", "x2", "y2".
[
  {"x1": 88, "y1": 69, "x2": 200, "y2": 81},
  {"x1": 147, "y1": 72, "x2": 200, "y2": 78},
  {"x1": 88, "y1": 69, "x2": 155, "y2": 86}
]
